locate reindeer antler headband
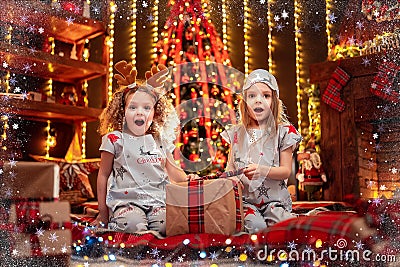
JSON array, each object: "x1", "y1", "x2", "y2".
[
  {"x1": 114, "y1": 61, "x2": 169, "y2": 99},
  {"x1": 114, "y1": 60, "x2": 138, "y2": 89},
  {"x1": 145, "y1": 64, "x2": 169, "y2": 91}
]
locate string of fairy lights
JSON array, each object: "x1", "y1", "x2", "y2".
[
  {"x1": 48, "y1": 36, "x2": 55, "y2": 96},
  {"x1": 294, "y1": 0, "x2": 303, "y2": 146},
  {"x1": 243, "y1": 0, "x2": 250, "y2": 76},
  {"x1": 325, "y1": 0, "x2": 333, "y2": 53},
  {"x1": 130, "y1": 0, "x2": 137, "y2": 66},
  {"x1": 152, "y1": 0, "x2": 159, "y2": 60},
  {"x1": 1, "y1": 25, "x2": 12, "y2": 152},
  {"x1": 267, "y1": 1, "x2": 274, "y2": 73},
  {"x1": 80, "y1": 38, "x2": 90, "y2": 159},
  {"x1": 44, "y1": 36, "x2": 56, "y2": 158},
  {"x1": 107, "y1": 1, "x2": 116, "y2": 104},
  {"x1": 45, "y1": 121, "x2": 53, "y2": 158},
  {"x1": 221, "y1": 0, "x2": 228, "y2": 59}
]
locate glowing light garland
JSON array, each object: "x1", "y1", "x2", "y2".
[
  {"x1": 131, "y1": 0, "x2": 137, "y2": 66},
  {"x1": 1, "y1": 115, "x2": 8, "y2": 144},
  {"x1": 81, "y1": 38, "x2": 90, "y2": 159},
  {"x1": 45, "y1": 120, "x2": 52, "y2": 158},
  {"x1": 294, "y1": 0, "x2": 303, "y2": 140},
  {"x1": 325, "y1": 0, "x2": 333, "y2": 53},
  {"x1": 47, "y1": 36, "x2": 56, "y2": 96},
  {"x1": 243, "y1": 0, "x2": 250, "y2": 75},
  {"x1": 1, "y1": 25, "x2": 12, "y2": 153},
  {"x1": 152, "y1": 0, "x2": 159, "y2": 60},
  {"x1": 267, "y1": 1, "x2": 274, "y2": 73},
  {"x1": 328, "y1": 44, "x2": 361, "y2": 61},
  {"x1": 44, "y1": 35, "x2": 58, "y2": 157},
  {"x1": 4, "y1": 25, "x2": 12, "y2": 94},
  {"x1": 221, "y1": 0, "x2": 228, "y2": 63},
  {"x1": 81, "y1": 121, "x2": 87, "y2": 159},
  {"x1": 107, "y1": 2, "x2": 116, "y2": 103},
  {"x1": 361, "y1": 0, "x2": 400, "y2": 22},
  {"x1": 329, "y1": 30, "x2": 400, "y2": 61}
]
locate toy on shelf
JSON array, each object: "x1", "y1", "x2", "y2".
[{"x1": 60, "y1": 85, "x2": 78, "y2": 105}]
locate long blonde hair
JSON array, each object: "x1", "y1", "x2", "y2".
[{"x1": 238, "y1": 89, "x2": 289, "y2": 131}]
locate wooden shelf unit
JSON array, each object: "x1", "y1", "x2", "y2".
[
  {"x1": 1, "y1": 97, "x2": 102, "y2": 122},
  {"x1": 0, "y1": 0, "x2": 110, "y2": 161},
  {"x1": 0, "y1": 0, "x2": 106, "y2": 44},
  {"x1": 0, "y1": 42, "x2": 107, "y2": 83}
]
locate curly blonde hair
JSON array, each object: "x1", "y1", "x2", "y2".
[{"x1": 98, "y1": 83, "x2": 177, "y2": 140}]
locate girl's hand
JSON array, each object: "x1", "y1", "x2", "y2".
[
  {"x1": 243, "y1": 163, "x2": 269, "y2": 180},
  {"x1": 227, "y1": 175, "x2": 244, "y2": 189},
  {"x1": 91, "y1": 212, "x2": 108, "y2": 228},
  {"x1": 187, "y1": 173, "x2": 201, "y2": 181}
]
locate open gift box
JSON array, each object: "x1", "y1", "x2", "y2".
[{"x1": 166, "y1": 178, "x2": 243, "y2": 236}]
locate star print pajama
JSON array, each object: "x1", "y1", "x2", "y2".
[
  {"x1": 100, "y1": 131, "x2": 175, "y2": 235},
  {"x1": 243, "y1": 202, "x2": 298, "y2": 233},
  {"x1": 221, "y1": 124, "x2": 302, "y2": 234},
  {"x1": 108, "y1": 205, "x2": 167, "y2": 235}
]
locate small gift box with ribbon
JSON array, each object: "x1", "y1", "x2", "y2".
[{"x1": 166, "y1": 174, "x2": 244, "y2": 236}]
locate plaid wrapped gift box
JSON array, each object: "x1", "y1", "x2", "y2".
[
  {"x1": 166, "y1": 178, "x2": 243, "y2": 236},
  {"x1": 0, "y1": 199, "x2": 72, "y2": 259}
]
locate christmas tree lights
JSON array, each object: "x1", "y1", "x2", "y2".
[{"x1": 153, "y1": 0, "x2": 239, "y2": 174}]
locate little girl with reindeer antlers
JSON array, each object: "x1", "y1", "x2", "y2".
[{"x1": 93, "y1": 61, "x2": 197, "y2": 235}]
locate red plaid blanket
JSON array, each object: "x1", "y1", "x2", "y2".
[
  {"x1": 74, "y1": 200, "x2": 400, "y2": 265},
  {"x1": 72, "y1": 212, "x2": 358, "y2": 252}
]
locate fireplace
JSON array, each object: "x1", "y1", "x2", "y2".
[{"x1": 310, "y1": 52, "x2": 400, "y2": 200}]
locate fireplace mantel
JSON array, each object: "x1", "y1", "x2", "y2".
[{"x1": 310, "y1": 52, "x2": 400, "y2": 200}]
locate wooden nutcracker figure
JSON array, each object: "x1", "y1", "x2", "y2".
[{"x1": 296, "y1": 139, "x2": 327, "y2": 201}]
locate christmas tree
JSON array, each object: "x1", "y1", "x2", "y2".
[{"x1": 153, "y1": 0, "x2": 243, "y2": 175}]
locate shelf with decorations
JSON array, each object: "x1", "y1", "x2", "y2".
[
  {"x1": 0, "y1": 41, "x2": 107, "y2": 84},
  {"x1": 0, "y1": 0, "x2": 107, "y2": 44},
  {"x1": 0, "y1": 96, "x2": 102, "y2": 122},
  {"x1": 0, "y1": 0, "x2": 113, "y2": 203}
]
